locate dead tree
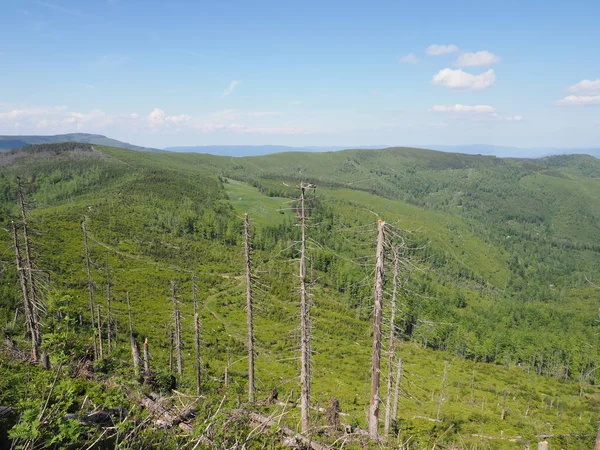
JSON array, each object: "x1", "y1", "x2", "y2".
[
  {"x1": 501, "y1": 387, "x2": 507, "y2": 420},
  {"x1": 11, "y1": 221, "x2": 37, "y2": 361},
  {"x1": 105, "y1": 264, "x2": 112, "y2": 355},
  {"x1": 17, "y1": 180, "x2": 41, "y2": 361},
  {"x1": 384, "y1": 245, "x2": 400, "y2": 436},
  {"x1": 171, "y1": 281, "x2": 183, "y2": 377},
  {"x1": 297, "y1": 183, "x2": 315, "y2": 433},
  {"x1": 368, "y1": 219, "x2": 386, "y2": 439},
  {"x1": 325, "y1": 397, "x2": 341, "y2": 430},
  {"x1": 192, "y1": 275, "x2": 201, "y2": 396},
  {"x1": 96, "y1": 305, "x2": 103, "y2": 359},
  {"x1": 169, "y1": 326, "x2": 174, "y2": 375},
  {"x1": 391, "y1": 357, "x2": 403, "y2": 427},
  {"x1": 595, "y1": 415, "x2": 600, "y2": 450},
  {"x1": 143, "y1": 338, "x2": 150, "y2": 375},
  {"x1": 436, "y1": 361, "x2": 449, "y2": 421},
  {"x1": 244, "y1": 213, "x2": 255, "y2": 403},
  {"x1": 126, "y1": 293, "x2": 141, "y2": 377},
  {"x1": 81, "y1": 218, "x2": 97, "y2": 359}
]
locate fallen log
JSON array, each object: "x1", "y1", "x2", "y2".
[
  {"x1": 231, "y1": 409, "x2": 330, "y2": 450},
  {"x1": 0, "y1": 406, "x2": 14, "y2": 418},
  {"x1": 138, "y1": 394, "x2": 193, "y2": 433}
]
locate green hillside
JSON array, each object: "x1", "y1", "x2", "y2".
[
  {"x1": 0, "y1": 133, "x2": 162, "y2": 152},
  {"x1": 1, "y1": 143, "x2": 600, "y2": 449}
]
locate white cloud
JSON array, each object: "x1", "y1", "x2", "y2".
[
  {"x1": 557, "y1": 95, "x2": 600, "y2": 106},
  {"x1": 432, "y1": 104, "x2": 496, "y2": 113},
  {"x1": 0, "y1": 106, "x2": 66, "y2": 120},
  {"x1": 66, "y1": 109, "x2": 111, "y2": 125},
  {"x1": 147, "y1": 108, "x2": 166, "y2": 126},
  {"x1": 222, "y1": 80, "x2": 241, "y2": 97},
  {"x1": 165, "y1": 114, "x2": 191, "y2": 124},
  {"x1": 432, "y1": 68, "x2": 495, "y2": 90},
  {"x1": 400, "y1": 53, "x2": 418, "y2": 64},
  {"x1": 432, "y1": 104, "x2": 523, "y2": 121},
  {"x1": 567, "y1": 79, "x2": 600, "y2": 95},
  {"x1": 0, "y1": 104, "x2": 307, "y2": 137},
  {"x1": 147, "y1": 108, "x2": 192, "y2": 128},
  {"x1": 426, "y1": 44, "x2": 459, "y2": 56},
  {"x1": 455, "y1": 51, "x2": 500, "y2": 67}
]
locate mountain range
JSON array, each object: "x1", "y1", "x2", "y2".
[{"x1": 0, "y1": 133, "x2": 162, "y2": 152}]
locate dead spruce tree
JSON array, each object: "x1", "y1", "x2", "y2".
[
  {"x1": 127, "y1": 292, "x2": 142, "y2": 377},
  {"x1": 81, "y1": 218, "x2": 97, "y2": 359},
  {"x1": 17, "y1": 179, "x2": 42, "y2": 362},
  {"x1": 105, "y1": 263, "x2": 113, "y2": 355},
  {"x1": 192, "y1": 275, "x2": 202, "y2": 396},
  {"x1": 297, "y1": 182, "x2": 316, "y2": 434},
  {"x1": 11, "y1": 220, "x2": 37, "y2": 361},
  {"x1": 244, "y1": 213, "x2": 255, "y2": 403},
  {"x1": 368, "y1": 219, "x2": 386, "y2": 439},
  {"x1": 384, "y1": 245, "x2": 400, "y2": 436},
  {"x1": 171, "y1": 280, "x2": 183, "y2": 377},
  {"x1": 96, "y1": 304, "x2": 103, "y2": 359}
]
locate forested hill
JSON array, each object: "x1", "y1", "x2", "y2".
[
  {"x1": 0, "y1": 133, "x2": 161, "y2": 152},
  {"x1": 1, "y1": 142, "x2": 600, "y2": 449}
]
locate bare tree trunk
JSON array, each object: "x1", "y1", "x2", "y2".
[
  {"x1": 224, "y1": 349, "x2": 231, "y2": 387},
  {"x1": 81, "y1": 218, "x2": 97, "y2": 359},
  {"x1": 244, "y1": 213, "x2": 255, "y2": 403},
  {"x1": 298, "y1": 183, "x2": 315, "y2": 434},
  {"x1": 594, "y1": 414, "x2": 600, "y2": 450},
  {"x1": 171, "y1": 281, "x2": 183, "y2": 377},
  {"x1": 193, "y1": 275, "x2": 201, "y2": 396},
  {"x1": 501, "y1": 387, "x2": 507, "y2": 420},
  {"x1": 436, "y1": 361, "x2": 449, "y2": 421},
  {"x1": 143, "y1": 338, "x2": 150, "y2": 375},
  {"x1": 11, "y1": 221, "x2": 37, "y2": 361},
  {"x1": 384, "y1": 246, "x2": 400, "y2": 436},
  {"x1": 169, "y1": 326, "x2": 174, "y2": 375},
  {"x1": 391, "y1": 357, "x2": 403, "y2": 427},
  {"x1": 17, "y1": 180, "x2": 41, "y2": 361},
  {"x1": 105, "y1": 284, "x2": 112, "y2": 355},
  {"x1": 127, "y1": 292, "x2": 141, "y2": 377},
  {"x1": 96, "y1": 304, "x2": 103, "y2": 359},
  {"x1": 105, "y1": 263, "x2": 112, "y2": 355},
  {"x1": 369, "y1": 219, "x2": 386, "y2": 440}
]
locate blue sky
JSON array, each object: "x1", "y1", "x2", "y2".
[{"x1": 1, "y1": 0, "x2": 599, "y2": 150}]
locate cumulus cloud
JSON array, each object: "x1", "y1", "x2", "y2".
[
  {"x1": 557, "y1": 95, "x2": 600, "y2": 106},
  {"x1": 147, "y1": 108, "x2": 166, "y2": 126},
  {"x1": 400, "y1": 53, "x2": 418, "y2": 64},
  {"x1": 455, "y1": 51, "x2": 500, "y2": 67},
  {"x1": 147, "y1": 108, "x2": 191, "y2": 128},
  {"x1": 0, "y1": 104, "x2": 307, "y2": 136},
  {"x1": 432, "y1": 104, "x2": 496, "y2": 113},
  {"x1": 222, "y1": 80, "x2": 241, "y2": 97},
  {"x1": 426, "y1": 44, "x2": 459, "y2": 56},
  {"x1": 567, "y1": 78, "x2": 600, "y2": 95},
  {"x1": 432, "y1": 104, "x2": 523, "y2": 121},
  {"x1": 432, "y1": 68, "x2": 495, "y2": 90},
  {"x1": 165, "y1": 114, "x2": 191, "y2": 124}
]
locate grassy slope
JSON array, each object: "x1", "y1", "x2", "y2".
[{"x1": 1, "y1": 145, "x2": 600, "y2": 448}]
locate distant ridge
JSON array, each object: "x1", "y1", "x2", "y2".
[
  {"x1": 425, "y1": 144, "x2": 600, "y2": 159},
  {"x1": 0, "y1": 133, "x2": 163, "y2": 152},
  {"x1": 163, "y1": 144, "x2": 388, "y2": 156},
  {"x1": 164, "y1": 144, "x2": 600, "y2": 158}
]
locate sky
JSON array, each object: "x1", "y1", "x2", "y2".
[{"x1": 0, "y1": 0, "x2": 599, "y2": 151}]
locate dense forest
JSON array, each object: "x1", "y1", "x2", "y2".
[{"x1": 1, "y1": 142, "x2": 600, "y2": 449}]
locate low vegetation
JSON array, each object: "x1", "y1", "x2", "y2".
[{"x1": 1, "y1": 142, "x2": 600, "y2": 449}]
